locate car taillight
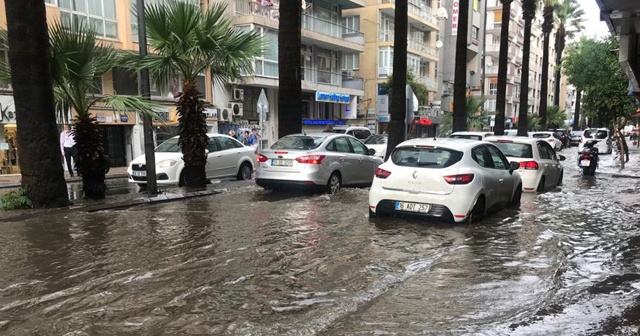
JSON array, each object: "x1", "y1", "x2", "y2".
[
  {"x1": 256, "y1": 154, "x2": 268, "y2": 163},
  {"x1": 519, "y1": 161, "x2": 539, "y2": 170},
  {"x1": 295, "y1": 155, "x2": 325, "y2": 164},
  {"x1": 548, "y1": 139, "x2": 555, "y2": 142},
  {"x1": 443, "y1": 174, "x2": 474, "y2": 184},
  {"x1": 375, "y1": 167, "x2": 391, "y2": 179},
  {"x1": 581, "y1": 154, "x2": 591, "y2": 159}
]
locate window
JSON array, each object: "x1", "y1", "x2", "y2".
[
  {"x1": 347, "y1": 138, "x2": 368, "y2": 155},
  {"x1": 316, "y1": 48, "x2": 338, "y2": 84},
  {"x1": 489, "y1": 83, "x2": 498, "y2": 95},
  {"x1": 487, "y1": 145, "x2": 509, "y2": 169},
  {"x1": 217, "y1": 137, "x2": 243, "y2": 150},
  {"x1": 45, "y1": 0, "x2": 57, "y2": 4},
  {"x1": 472, "y1": 146, "x2": 491, "y2": 168},
  {"x1": 341, "y1": 16, "x2": 360, "y2": 34},
  {"x1": 537, "y1": 142, "x2": 552, "y2": 159},
  {"x1": 131, "y1": 0, "x2": 199, "y2": 42},
  {"x1": 490, "y1": 142, "x2": 533, "y2": 158},
  {"x1": 472, "y1": 26, "x2": 479, "y2": 39},
  {"x1": 89, "y1": 76, "x2": 103, "y2": 95},
  {"x1": 0, "y1": 40, "x2": 10, "y2": 89},
  {"x1": 60, "y1": 0, "x2": 117, "y2": 38},
  {"x1": 328, "y1": 137, "x2": 352, "y2": 153},
  {"x1": 156, "y1": 138, "x2": 180, "y2": 152},
  {"x1": 112, "y1": 67, "x2": 139, "y2": 96},
  {"x1": 271, "y1": 135, "x2": 325, "y2": 150},
  {"x1": 207, "y1": 138, "x2": 221, "y2": 152},
  {"x1": 392, "y1": 147, "x2": 463, "y2": 168},
  {"x1": 378, "y1": 46, "x2": 394, "y2": 76},
  {"x1": 380, "y1": 14, "x2": 394, "y2": 41},
  {"x1": 342, "y1": 53, "x2": 360, "y2": 70}
]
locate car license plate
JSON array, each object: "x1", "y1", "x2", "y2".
[
  {"x1": 131, "y1": 171, "x2": 146, "y2": 177},
  {"x1": 580, "y1": 160, "x2": 590, "y2": 167},
  {"x1": 271, "y1": 159, "x2": 293, "y2": 167},
  {"x1": 395, "y1": 201, "x2": 430, "y2": 213}
]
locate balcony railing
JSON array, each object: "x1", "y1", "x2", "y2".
[
  {"x1": 416, "y1": 76, "x2": 436, "y2": 90},
  {"x1": 408, "y1": 40, "x2": 437, "y2": 57},
  {"x1": 379, "y1": 0, "x2": 437, "y2": 25},
  {"x1": 234, "y1": 0, "x2": 280, "y2": 19},
  {"x1": 379, "y1": 31, "x2": 394, "y2": 42},
  {"x1": 245, "y1": 62, "x2": 361, "y2": 89},
  {"x1": 302, "y1": 14, "x2": 364, "y2": 43}
]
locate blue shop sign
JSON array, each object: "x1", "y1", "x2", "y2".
[
  {"x1": 302, "y1": 119, "x2": 346, "y2": 125},
  {"x1": 315, "y1": 91, "x2": 350, "y2": 104}
]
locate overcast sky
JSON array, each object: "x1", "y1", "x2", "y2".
[{"x1": 578, "y1": 0, "x2": 610, "y2": 39}]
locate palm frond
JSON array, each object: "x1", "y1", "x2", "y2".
[{"x1": 99, "y1": 95, "x2": 161, "y2": 121}]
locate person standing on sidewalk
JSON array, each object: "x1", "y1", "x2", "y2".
[{"x1": 60, "y1": 124, "x2": 76, "y2": 177}]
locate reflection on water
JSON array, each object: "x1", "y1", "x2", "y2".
[{"x1": 0, "y1": 148, "x2": 639, "y2": 335}]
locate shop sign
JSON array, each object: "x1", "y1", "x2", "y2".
[
  {"x1": 0, "y1": 96, "x2": 15, "y2": 123},
  {"x1": 204, "y1": 108, "x2": 218, "y2": 121},
  {"x1": 377, "y1": 115, "x2": 390, "y2": 122},
  {"x1": 302, "y1": 119, "x2": 346, "y2": 125},
  {"x1": 452, "y1": 0, "x2": 459, "y2": 36},
  {"x1": 89, "y1": 110, "x2": 136, "y2": 125},
  {"x1": 315, "y1": 91, "x2": 350, "y2": 104}
]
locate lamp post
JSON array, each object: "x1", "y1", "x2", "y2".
[{"x1": 137, "y1": 0, "x2": 158, "y2": 196}]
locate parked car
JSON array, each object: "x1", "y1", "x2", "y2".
[
  {"x1": 570, "y1": 130, "x2": 583, "y2": 146},
  {"x1": 548, "y1": 129, "x2": 570, "y2": 148},
  {"x1": 368, "y1": 138, "x2": 522, "y2": 223},
  {"x1": 486, "y1": 136, "x2": 565, "y2": 192},
  {"x1": 323, "y1": 125, "x2": 372, "y2": 140},
  {"x1": 504, "y1": 129, "x2": 518, "y2": 137},
  {"x1": 530, "y1": 131, "x2": 562, "y2": 151},
  {"x1": 128, "y1": 134, "x2": 256, "y2": 187},
  {"x1": 364, "y1": 134, "x2": 388, "y2": 159},
  {"x1": 579, "y1": 128, "x2": 612, "y2": 154},
  {"x1": 255, "y1": 133, "x2": 383, "y2": 194},
  {"x1": 450, "y1": 131, "x2": 495, "y2": 140}
]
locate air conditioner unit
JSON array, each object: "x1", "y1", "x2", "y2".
[
  {"x1": 219, "y1": 108, "x2": 233, "y2": 122},
  {"x1": 342, "y1": 70, "x2": 355, "y2": 78},
  {"x1": 229, "y1": 102, "x2": 243, "y2": 118},
  {"x1": 232, "y1": 88, "x2": 244, "y2": 101}
]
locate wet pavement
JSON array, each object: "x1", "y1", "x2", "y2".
[{"x1": 1, "y1": 147, "x2": 640, "y2": 335}]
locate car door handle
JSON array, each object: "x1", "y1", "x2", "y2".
[
  {"x1": 340, "y1": 158, "x2": 345, "y2": 162},
  {"x1": 499, "y1": 179, "x2": 504, "y2": 183}
]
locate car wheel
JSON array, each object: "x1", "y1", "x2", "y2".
[
  {"x1": 237, "y1": 162, "x2": 253, "y2": 180},
  {"x1": 510, "y1": 186, "x2": 522, "y2": 207},
  {"x1": 326, "y1": 172, "x2": 341, "y2": 195},
  {"x1": 138, "y1": 183, "x2": 147, "y2": 189},
  {"x1": 178, "y1": 171, "x2": 186, "y2": 187},
  {"x1": 467, "y1": 196, "x2": 485, "y2": 223},
  {"x1": 369, "y1": 208, "x2": 377, "y2": 218},
  {"x1": 537, "y1": 177, "x2": 545, "y2": 192}
]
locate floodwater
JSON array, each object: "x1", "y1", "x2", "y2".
[{"x1": 1, "y1": 147, "x2": 640, "y2": 335}]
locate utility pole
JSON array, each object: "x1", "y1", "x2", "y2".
[
  {"x1": 137, "y1": 0, "x2": 158, "y2": 196},
  {"x1": 480, "y1": 0, "x2": 488, "y2": 104}
]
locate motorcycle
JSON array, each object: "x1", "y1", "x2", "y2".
[{"x1": 578, "y1": 140, "x2": 599, "y2": 176}]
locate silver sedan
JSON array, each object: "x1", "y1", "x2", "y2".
[{"x1": 255, "y1": 133, "x2": 384, "y2": 194}]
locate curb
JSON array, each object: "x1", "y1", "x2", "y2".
[
  {"x1": 0, "y1": 173, "x2": 128, "y2": 190},
  {"x1": 611, "y1": 173, "x2": 640, "y2": 179},
  {"x1": 0, "y1": 189, "x2": 220, "y2": 223}
]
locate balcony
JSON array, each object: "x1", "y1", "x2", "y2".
[
  {"x1": 379, "y1": 0, "x2": 438, "y2": 30},
  {"x1": 416, "y1": 76, "x2": 437, "y2": 91},
  {"x1": 234, "y1": 0, "x2": 280, "y2": 20},
  {"x1": 302, "y1": 14, "x2": 365, "y2": 52},
  {"x1": 407, "y1": 40, "x2": 438, "y2": 60},
  {"x1": 243, "y1": 63, "x2": 363, "y2": 90}
]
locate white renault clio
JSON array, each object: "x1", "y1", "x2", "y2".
[
  {"x1": 368, "y1": 138, "x2": 522, "y2": 223},
  {"x1": 486, "y1": 136, "x2": 565, "y2": 192}
]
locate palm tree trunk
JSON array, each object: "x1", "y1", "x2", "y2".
[
  {"x1": 74, "y1": 114, "x2": 107, "y2": 198},
  {"x1": 553, "y1": 26, "x2": 565, "y2": 106},
  {"x1": 453, "y1": 0, "x2": 470, "y2": 132},
  {"x1": 278, "y1": 0, "x2": 302, "y2": 137},
  {"x1": 573, "y1": 89, "x2": 581, "y2": 131},
  {"x1": 539, "y1": 4, "x2": 553, "y2": 129},
  {"x1": 385, "y1": 0, "x2": 408, "y2": 160},
  {"x1": 518, "y1": 2, "x2": 536, "y2": 136},
  {"x1": 494, "y1": 0, "x2": 512, "y2": 136},
  {"x1": 177, "y1": 82, "x2": 208, "y2": 188},
  {"x1": 5, "y1": 0, "x2": 69, "y2": 208}
]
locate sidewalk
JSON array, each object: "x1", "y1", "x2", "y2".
[{"x1": 0, "y1": 166, "x2": 129, "y2": 189}]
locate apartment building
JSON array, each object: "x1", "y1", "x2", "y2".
[{"x1": 344, "y1": 0, "x2": 439, "y2": 134}]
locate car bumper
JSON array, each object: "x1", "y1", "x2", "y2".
[
  {"x1": 518, "y1": 170, "x2": 542, "y2": 192},
  {"x1": 255, "y1": 167, "x2": 329, "y2": 189},
  {"x1": 369, "y1": 184, "x2": 476, "y2": 223},
  {"x1": 127, "y1": 166, "x2": 180, "y2": 185}
]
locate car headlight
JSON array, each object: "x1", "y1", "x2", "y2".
[{"x1": 156, "y1": 159, "x2": 177, "y2": 169}]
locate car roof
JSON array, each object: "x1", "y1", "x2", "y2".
[
  {"x1": 531, "y1": 131, "x2": 552, "y2": 135},
  {"x1": 450, "y1": 131, "x2": 493, "y2": 136},
  {"x1": 332, "y1": 125, "x2": 369, "y2": 130},
  {"x1": 282, "y1": 132, "x2": 351, "y2": 139},
  {"x1": 170, "y1": 133, "x2": 235, "y2": 139},
  {"x1": 485, "y1": 135, "x2": 539, "y2": 145},
  {"x1": 397, "y1": 137, "x2": 488, "y2": 150}
]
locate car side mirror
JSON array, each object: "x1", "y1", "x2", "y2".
[
  {"x1": 558, "y1": 155, "x2": 566, "y2": 161},
  {"x1": 509, "y1": 161, "x2": 520, "y2": 173},
  {"x1": 368, "y1": 148, "x2": 376, "y2": 156}
]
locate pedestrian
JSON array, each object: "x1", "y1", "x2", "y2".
[
  {"x1": 60, "y1": 124, "x2": 76, "y2": 177},
  {"x1": 228, "y1": 129, "x2": 236, "y2": 139},
  {"x1": 325, "y1": 124, "x2": 334, "y2": 132},
  {"x1": 243, "y1": 131, "x2": 252, "y2": 146}
]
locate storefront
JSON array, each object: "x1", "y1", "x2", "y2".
[
  {"x1": 89, "y1": 108, "x2": 137, "y2": 167},
  {"x1": 301, "y1": 90, "x2": 359, "y2": 132},
  {"x1": 0, "y1": 95, "x2": 18, "y2": 174}
]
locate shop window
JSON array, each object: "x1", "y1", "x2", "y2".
[{"x1": 112, "y1": 67, "x2": 139, "y2": 96}]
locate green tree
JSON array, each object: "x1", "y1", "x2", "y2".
[
  {"x1": 452, "y1": 0, "x2": 471, "y2": 133},
  {"x1": 494, "y1": 0, "x2": 513, "y2": 136},
  {"x1": 440, "y1": 97, "x2": 489, "y2": 135},
  {"x1": 278, "y1": 0, "x2": 302, "y2": 137},
  {"x1": 136, "y1": 1, "x2": 262, "y2": 188},
  {"x1": 3, "y1": 0, "x2": 69, "y2": 208},
  {"x1": 546, "y1": 105, "x2": 567, "y2": 128},
  {"x1": 539, "y1": 0, "x2": 555, "y2": 128},
  {"x1": 553, "y1": 0, "x2": 585, "y2": 106},
  {"x1": 385, "y1": 0, "x2": 408, "y2": 160},
  {"x1": 380, "y1": 71, "x2": 430, "y2": 106},
  {"x1": 517, "y1": 0, "x2": 537, "y2": 136}
]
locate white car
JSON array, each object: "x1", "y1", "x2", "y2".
[
  {"x1": 369, "y1": 138, "x2": 522, "y2": 223},
  {"x1": 530, "y1": 131, "x2": 562, "y2": 151},
  {"x1": 450, "y1": 131, "x2": 495, "y2": 140},
  {"x1": 578, "y1": 128, "x2": 612, "y2": 154},
  {"x1": 128, "y1": 134, "x2": 256, "y2": 186},
  {"x1": 363, "y1": 134, "x2": 388, "y2": 159},
  {"x1": 486, "y1": 136, "x2": 565, "y2": 192},
  {"x1": 323, "y1": 125, "x2": 372, "y2": 140}
]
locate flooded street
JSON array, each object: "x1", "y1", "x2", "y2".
[{"x1": 1, "y1": 147, "x2": 640, "y2": 335}]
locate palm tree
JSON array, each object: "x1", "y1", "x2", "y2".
[
  {"x1": 452, "y1": 0, "x2": 471, "y2": 132},
  {"x1": 494, "y1": 0, "x2": 513, "y2": 136},
  {"x1": 385, "y1": 0, "x2": 408, "y2": 160},
  {"x1": 517, "y1": 0, "x2": 537, "y2": 136},
  {"x1": 137, "y1": 1, "x2": 262, "y2": 188},
  {"x1": 278, "y1": 0, "x2": 302, "y2": 137},
  {"x1": 49, "y1": 23, "x2": 158, "y2": 199},
  {"x1": 440, "y1": 97, "x2": 490, "y2": 135},
  {"x1": 553, "y1": 0, "x2": 585, "y2": 106},
  {"x1": 539, "y1": 0, "x2": 555, "y2": 129},
  {"x1": 3, "y1": 0, "x2": 69, "y2": 208},
  {"x1": 546, "y1": 105, "x2": 567, "y2": 128}
]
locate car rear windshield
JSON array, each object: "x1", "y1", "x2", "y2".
[
  {"x1": 364, "y1": 135, "x2": 387, "y2": 144},
  {"x1": 532, "y1": 133, "x2": 551, "y2": 138},
  {"x1": 391, "y1": 146, "x2": 463, "y2": 168},
  {"x1": 271, "y1": 135, "x2": 325, "y2": 150},
  {"x1": 322, "y1": 129, "x2": 347, "y2": 134},
  {"x1": 450, "y1": 134, "x2": 483, "y2": 140},
  {"x1": 571, "y1": 131, "x2": 583, "y2": 137},
  {"x1": 155, "y1": 138, "x2": 180, "y2": 152},
  {"x1": 595, "y1": 130, "x2": 608, "y2": 139},
  {"x1": 490, "y1": 142, "x2": 533, "y2": 158}
]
